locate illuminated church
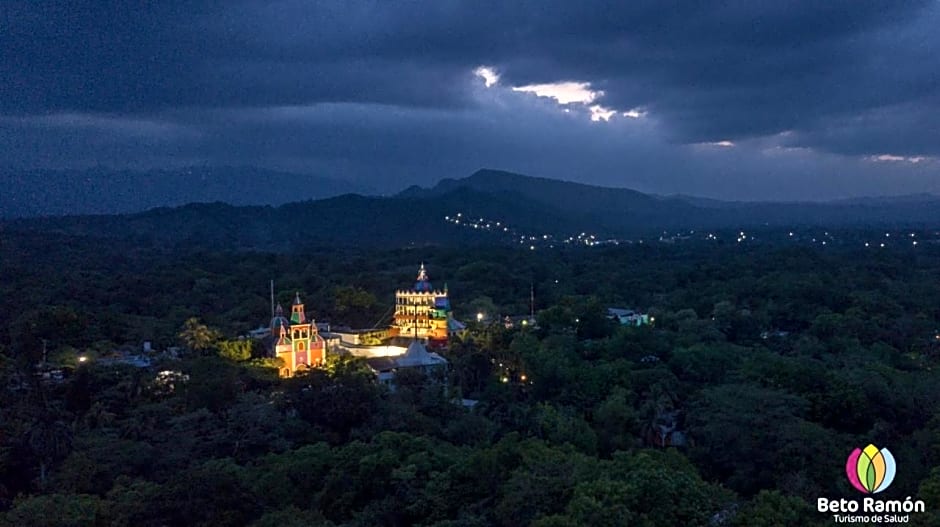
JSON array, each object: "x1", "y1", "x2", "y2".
[
  {"x1": 257, "y1": 264, "x2": 461, "y2": 378},
  {"x1": 389, "y1": 263, "x2": 457, "y2": 348},
  {"x1": 265, "y1": 293, "x2": 325, "y2": 377}
]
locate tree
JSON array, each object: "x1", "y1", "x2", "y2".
[
  {"x1": 25, "y1": 410, "x2": 74, "y2": 490},
  {"x1": 732, "y1": 490, "x2": 823, "y2": 527},
  {"x1": 217, "y1": 339, "x2": 253, "y2": 362},
  {"x1": 331, "y1": 286, "x2": 380, "y2": 328},
  {"x1": 178, "y1": 318, "x2": 219, "y2": 354},
  {"x1": 1, "y1": 493, "x2": 107, "y2": 527},
  {"x1": 593, "y1": 388, "x2": 638, "y2": 454}
]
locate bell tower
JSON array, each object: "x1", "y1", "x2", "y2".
[{"x1": 290, "y1": 292, "x2": 306, "y2": 324}]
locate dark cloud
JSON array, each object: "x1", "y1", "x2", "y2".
[{"x1": 1, "y1": 0, "x2": 938, "y2": 200}]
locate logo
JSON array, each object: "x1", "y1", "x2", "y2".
[{"x1": 846, "y1": 444, "x2": 896, "y2": 494}]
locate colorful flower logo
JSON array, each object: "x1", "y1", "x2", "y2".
[{"x1": 846, "y1": 444, "x2": 896, "y2": 494}]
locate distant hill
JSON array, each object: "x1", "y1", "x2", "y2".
[
  {"x1": 403, "y1": 169, "x2": 687, "y2": 215},
  {"x1": 406, "y1": 169, "x2": 940, "y2": 231},
  {"x1": 1, "y1": 186, "x2": 581, "y2": 251},
  {"x1": 3, "y1": 168, "x2": 940, "y2": 250},
  {"x1": 0, "y1": 166, "x2": 367, "y2": 218}
]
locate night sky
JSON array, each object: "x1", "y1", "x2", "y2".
[{"x1": 2, "y1": 1, "x2": 939, "y2": 200}]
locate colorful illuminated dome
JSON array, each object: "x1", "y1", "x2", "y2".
[
  {"x1": 270, "y1": 304, "x2": 291, "y2": 333},
  {"x1": 415, "y1": 263, "x2": 433, "y2": 292}
]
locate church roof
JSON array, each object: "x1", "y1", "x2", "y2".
[
  {"x1": 364, "y1": 356, "x2": 398, "y2": 372},
  {"x1": 270, "y1": 304, "x2": 291, "y2": 332},
  {"x1": 395, "y1": 340, "x2": 446, "y2": 368}
]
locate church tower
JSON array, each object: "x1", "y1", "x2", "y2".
[
  {"x1": 291, "y1": 292, "x2": 306, "y2": 324},
  {"x1": 271, "y1": 292, "x2": 326, "y2": 377},
  {"x1": 391, "y1": 264, "x2": 452, "y2": 347}
]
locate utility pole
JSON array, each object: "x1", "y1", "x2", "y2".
[{"x1": 530, "y1": 283, "x2": 535, "y2": 319}]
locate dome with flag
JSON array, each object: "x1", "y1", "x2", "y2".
[{"x1": 414, "y1": 263, "x2": 433, "y2": 292}]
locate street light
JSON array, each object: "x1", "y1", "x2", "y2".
[
  {"x1": 476, "y1": 312, "x2": 484, "y2": 322},
  {"x1": 78, "y1": 356, "x2": 88, "y2": 363}
]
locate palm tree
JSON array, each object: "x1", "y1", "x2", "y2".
[
  {"x1": 178, "y1": 317, "x2": 218, "y2": 354},
  {"x1": 26, "y1": 412, "x2": 73, "y2": 490}
]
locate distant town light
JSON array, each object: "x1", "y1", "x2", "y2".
[
  {"x1": 78, "y1": 356, "x2": 88, "y2": 363},
  {"x1": 476, "y1": 312, "x2": 484, "y2": 322}
]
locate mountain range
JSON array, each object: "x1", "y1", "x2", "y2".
[
  {"x1": 0, "y1": 166, "x2": 367, "y2": 218},
  {"x1": 2, "y1": 168, "x2": 939, "y2": 250}
]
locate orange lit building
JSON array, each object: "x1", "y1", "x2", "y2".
[
  {"x1": 267, "y1": 293, "x2": 325, "y2": 377},
  {"x1": 389, "y1": 264, "x2": 454, "y2": 347}
]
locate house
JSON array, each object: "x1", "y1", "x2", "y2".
[{"x1": 607, "y1": 308, "x2": 651, "y2": 326}]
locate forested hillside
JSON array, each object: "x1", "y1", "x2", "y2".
[{"x1": 2, "y1": 229, "x2": 940, "y2": 525}]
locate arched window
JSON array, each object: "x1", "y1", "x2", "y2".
[{"x1": 298, "y1": 341, "x2": 305, "y2": 351}]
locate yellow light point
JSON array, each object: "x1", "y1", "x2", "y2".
[{"x1": 520, "y1": 374, "x2": 527, "y2": 381}]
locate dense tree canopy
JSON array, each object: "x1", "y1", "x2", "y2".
[{"x1": 2, "y1": 229, "x2": 940, "y2": 524}]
